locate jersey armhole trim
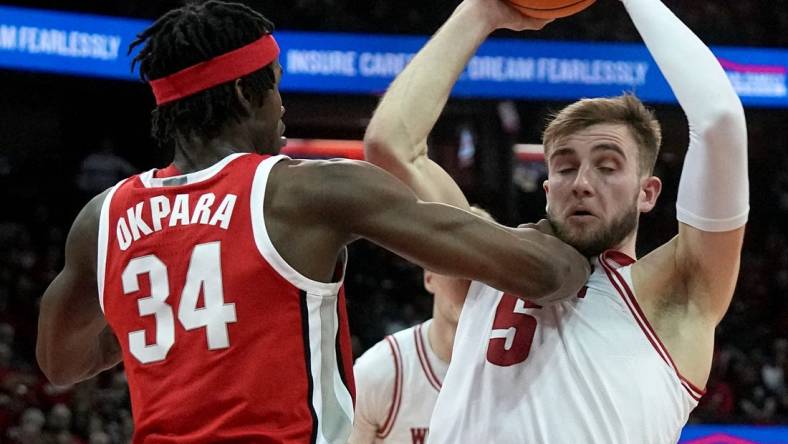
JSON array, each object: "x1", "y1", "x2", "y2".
[
  {"x1": 96, "y1": 179, "x2": 127, "y2": 314},
  {"x1": 250, "y1": 155, "x2": 347, "y2": 296},
  {"x1": 377, "y1": 335, "x2": 403, "y2": 439},
  {"x1": 415, "y1": 323, "x2": 442, "y2": 392},
  {"x1": 599, "y1": 253, "x2": 706, "y2": 401}
]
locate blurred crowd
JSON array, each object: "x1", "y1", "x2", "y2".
[
  {"x1": 0, "y1": 0, "x2": 787, "y2": 442},
  {"x1": 7, "y1": 0, "x2": 788, "y2": 47},
  {"x1": 262, "y1": 0, "x2": 788, "y2": 48}
]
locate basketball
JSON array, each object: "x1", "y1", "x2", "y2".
[{"x1": 505, "y1": 0, "x2": 597, "y2": 19}]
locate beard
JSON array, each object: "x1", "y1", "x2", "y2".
[{"x1": 548, "y1": 196, "x2": 639, "y2": 258}]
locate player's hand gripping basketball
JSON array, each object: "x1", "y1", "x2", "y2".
[{"x1": 457, "y1": 0, "x2": 554, "y2": 32}]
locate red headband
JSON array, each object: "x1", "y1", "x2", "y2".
[{"x1": 149, "y1": 34, "x2": 280, "y2": 106}]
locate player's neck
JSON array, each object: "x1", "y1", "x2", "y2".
[
  {"x1": 427, "y1": 315, "x2": 457, "y2": 365},
  {"x1": 172, "y1": 132, "x2": 256, "y2": 173},
  {"x1": 613, "y1": 232, "x2": 638, "y2": 259}
]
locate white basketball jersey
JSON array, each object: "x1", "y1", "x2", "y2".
[
  {"x1": 428, "y1": 251, "x2": 704, "y2": 444},
  {"x1": 351, "y1": 320, "x2": 447, "y2": 444}
]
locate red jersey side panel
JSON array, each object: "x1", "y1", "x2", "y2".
[{"x1": 97, "y1": 154, "x2": 354, "y2": 444}]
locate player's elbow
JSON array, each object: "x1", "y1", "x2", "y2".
[
  {"x1": 713, "y1": 99, "x2": 745, "y2": 128},
  {"x1": 363, "y1": 131, "x2": 390, "y2": 166},
  {"x1": 697, "y1": 104, "x2": 747, "y2": 155},
  {"x1": 364, "y1": 116, "x2": 411, "y2": 163},
  {"x1": 699, "y1": 93, "x2": 746, "y2": 136},
  {"x1": 363, "y1": 132, "x2": 408, "y2": 177}
]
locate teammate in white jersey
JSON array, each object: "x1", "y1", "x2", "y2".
[
  {"x1": 350, "y1": 210, "x2": 490, "y2": 444},
  {"x1": 364, "y1": 0, "x2": 748, "y2": 442},
  {"x1": 350, "y1": 320, "x2": 445, "y2": 444}
]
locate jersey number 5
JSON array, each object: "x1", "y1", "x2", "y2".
[
  {"x1": 121, "y1": 241, "x2": 237, "y2": 364},
  {"x1": 486, "y1": 294, "x2": 539, "y2": 367}
]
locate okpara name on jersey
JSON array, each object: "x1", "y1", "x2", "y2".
[{"x1": 116, "y1": 192, "x2": 237, "y2": 250}]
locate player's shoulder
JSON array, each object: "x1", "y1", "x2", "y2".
[
  {"x1": 354, "y1": 324, "x2": 420, "y2": 380},
  {"x1": 352, "y1": 339, "x2": 396, "y2": 389},
  {"x1": 270, "y1": 157, "x2": 378, "y2": 185},
  {"x1": 388, "y1": 323, "x2": 421, "y2": 347},
  {"x1": 65, "y1": 188, "x2": 115, "y2": 273},
  {"x1": 267, "y1": 157, "x2": 386, "y2": 216},
  {"x1": 356, "y1": 323, "x2": 423, "y2": 369},
  {"x1": 79, "y1": 188, "x2": 113, "y2": 233},
  {"x1": 355, "y1": 335, "x2": 396, "y2": 370}
]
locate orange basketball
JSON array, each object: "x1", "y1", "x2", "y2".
[{"x1": 505, "y1": 0, "x2": 596, "y2": 19}]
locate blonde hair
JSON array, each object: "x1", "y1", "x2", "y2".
[{"x1": 543, "y1": 94, "x2": 662, "y2": 175}]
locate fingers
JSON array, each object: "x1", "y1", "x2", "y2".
[
  {"x1": 534, "y1": 219, "x2": 555, "y2": 236},
  {"x1": 526, "y1": 18, "x2": 554, "y2": 30},
  {"x1": 518, "y1": 219, "x2": 555, "y2": 236}
]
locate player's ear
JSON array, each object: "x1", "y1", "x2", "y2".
[
  {"x1": 234, "y1": 79, "x2": 253, "y2": 113},
  {"x1": 638, "y1": 175, "x2": 662, "y2": 213},
  {"x1": 423, "y1": 270, "x2": 437, "y2": 294}
]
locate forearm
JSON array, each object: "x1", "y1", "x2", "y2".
[
  {"x1": 37, "y1": 279, "x2": 121, "y2": 385},
  {"x1": 38, "y1": 326, "x2": 120, "y2": 386},
  {"x1": 416, "y1": 204, "x2": 590, "y2": 302},
  {"x1": 366, "y1": 201, "x2": 573, "y2": 299},
  {"x1": 500, "y1": 224, "x2": 590, "y2": 303},
  {"x1": 365, "y1": 3, "x2": 493, "y2": 162},
  {"x1": 625, "y1": 0, "x2": 748, "y2": 231},
  {"x1": 318, "y1": 160, "x2": 587, "y2": 300}
]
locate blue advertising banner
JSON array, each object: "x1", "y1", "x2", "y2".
[
  {"x1": 0, "y1": 5, "x2": 148, "y2": 80},
  {"x1": 679, "y1": 425, "x2": 788, "y2": 444},
  {"x1": 279, "y1": 32, "x2": 788, "y2": 107},
  {"x1": 1, "y1": 5, "x2": 787, "y2": 107}
]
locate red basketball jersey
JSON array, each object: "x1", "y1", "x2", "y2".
[{"x1": 97, "y1": 153, "x2": 355, "y2": 444}]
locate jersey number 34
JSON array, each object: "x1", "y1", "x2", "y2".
[{"x1": 121, "y1": 241, "x2": 237, "y2": 364}]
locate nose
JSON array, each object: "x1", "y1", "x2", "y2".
[
  {"x1": 571, "y1": 166, "x2": 594, "y2": 198},
  {"x1": 280, "y1": 106, "x2": 286, "y2": 117}
]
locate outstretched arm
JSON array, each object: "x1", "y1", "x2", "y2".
[
  {"x1": 626, "y1": 0, "x2": 748, "y2": 325},
  {"x1": 283, "y1": 159, "x2": 589, "y2": 303},
  {"x1": 364, "y1": 0, "x2": 551, "y2": 206},
  {"x1": 37, "y1": 193, "x2": 122, "y2": 386}
]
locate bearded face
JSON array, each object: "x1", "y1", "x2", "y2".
[
  {"x1": 543, "y1": 123, "x2": 661, "y2": 257},
  {"x1": 547, "y1": 191, "x2": 639, "y2": 257}
]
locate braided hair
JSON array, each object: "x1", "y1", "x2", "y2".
[{"x1": 130, "y1": 1, "x2": 277, "y2": 148}]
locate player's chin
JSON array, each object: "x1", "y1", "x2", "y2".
[{"x1": 562, "y1": 228, "x2": 597, "y2": 250}]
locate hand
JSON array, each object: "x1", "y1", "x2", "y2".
[
  {"x1": 518, "y1": 219, "x2": 556, "y2": 236},
  {"x1": 512, "y1": 221, "x2": 591, "y2": 306},
  {"x1": 458, "y1": 0, "x2": 555, "y2": 33}
]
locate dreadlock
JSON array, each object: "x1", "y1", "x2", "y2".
[{"x1": 130, "y1": 1, "x2": 277, "y2": 148}]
